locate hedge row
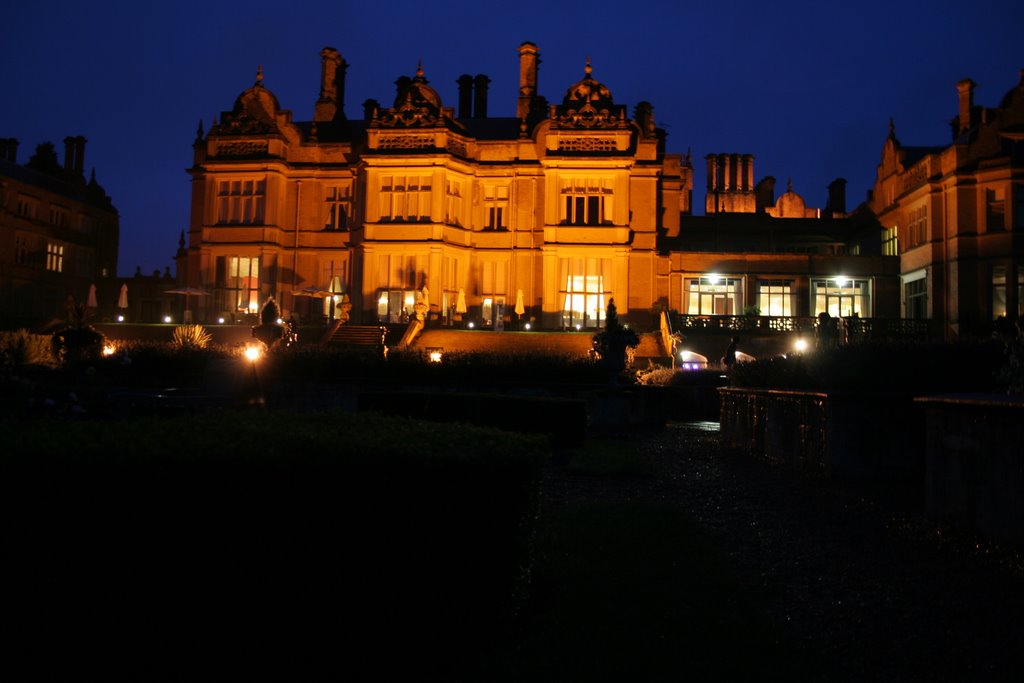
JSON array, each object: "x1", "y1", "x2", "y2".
[{"x1": 1, "y1": 410, "x2": 548, "y2": 680}]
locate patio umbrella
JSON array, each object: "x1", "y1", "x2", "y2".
[
  {"x1": 166, "y1": 286, "x2": 209, "y2": 322},
  {"x1": 421, "y1": 286, "x2": 429, "y2": 310},
  {"x1": 291, "y1": 286, "x2": 333, "y2": 297},
  {"x1": 455, "y1": 288, "x2": 467, "y2": 314},
  {"x1": 86, "y1": 284, "x2": 98, "y2": 309},
  {"x1": 117, "y1": 283, "x2": 128, "y2": 310},
  {"x1": 514, "y1": 289, "x2": 525, "y2": 316}
]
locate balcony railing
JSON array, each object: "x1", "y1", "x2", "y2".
[{"x1": 670, "y1": 314, "x2": 934, "y2": 341}]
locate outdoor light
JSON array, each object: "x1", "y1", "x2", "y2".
[
  {"x1": 116, "y1": 314, "x2": 124, "y2": 322},
  {"x1": 102, "y1": 344, "x2": 116, "y2": 357},
  {"x1": 835, "y1": 276, "x2": 849, "y2": 288},
  {"x1": 218, "y1": 317, "x2": 225, "y2": 324},
  {"x1": 248, "y1": 301, "x2": 259, "y2": 313},
  {"x1": 468, "y1": 321, "x2": 475, "y2": 328},
  {"x1": 427, "y1": 347, "x2": 443, "y2": 363},
  {"x1": 244, "y1": 345, "x2": 262, "y2": 362},
  {"x1": 276, "y1": 318, "x2": 283, "y2": 324},
  {"x1": 575, "y1": 323, "x2": 581, "y2": 331},
  {"x1": 524, "y1": 323, "x2": 531, "y2": 330},
  {"x1": 794, "y1": 338, "x2": 809, "y2": 352},
  {"x1": 708, "y1": 272, "x2": 722, "y2": 284},
  {"x1": 163, "y1": 315, "x2": 172, "y2": 323}
]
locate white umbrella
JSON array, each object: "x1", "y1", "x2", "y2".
[
  {"x1": 86, "y1": 284, "x2": 98, "y2": 309},
  {"x1": 117, "y1": 283, "x2": 128, "y2": 309},
  {"x1": 455, "y1": 288, "x2": 467, "y2": 314},
  {"x1": 166, "y1": 287, "x2": 210, "y2": 322},
  {"x1": 514, "y1": 289, "x2": 525, "y2": 316}
]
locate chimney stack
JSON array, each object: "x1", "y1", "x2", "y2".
[
  {"x1": 517, "y1": 42, "x2": 540, "y2": 121},
  {"x1": 457, "y1": 74, "x2": 473, "y2": 119},
  {"x1": 826, "y1": 178, "x2": 847, "y2": 216},
  {"x1": 473, "y1": 74, "x2": 489, "y2": 118},
  {"x1": 64, "y1": 137, "x2": 76, "y2": 172},
  {"x1": 315, "y1": 47, "x2": 348, "y2": 122},
  {"x1": 74, "y1": 136, "x2": 86, "y2": 177},
  {"x1": 0, "y1": 138, "x2": 17, "y2": 162},
  {"x1": 956, "y1": 78, "x2": 976, "y2": 134}
]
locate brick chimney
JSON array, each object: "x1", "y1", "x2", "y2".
[
  {"x1": 64, "y1": 136, "x2": 76, "y2": 172},
  {"x1": 0, "y1": 138, "x2": 17, "y2": 162},
  {"x1": 473, "y1": 74, "x2": 489, "y2": 118},
  {"x1": 457, "y1": 74, "x2": 473, "y2": 119},
  {"x1": 517, "y1": 42, "x2": 540, "y2": 121},
  {"x1": 74, "y1": 136, "x2": 86, "y2": 177},
  {"x1": 956, "y1": 78, "x2": 976, "y2": 134},
  {"x1": 315, "y1": 47, "x2": 348, "y2": 122},
  {"x1": 826, "y1": 178, "x2": 847, "y2": 216}
]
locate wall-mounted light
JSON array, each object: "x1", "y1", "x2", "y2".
[
  {"x1": 835, "y1": 276, "x2": 849, "y2": 288},
  {"x1": 707, "y1": 272, "x2": 722, "y2": 284}
]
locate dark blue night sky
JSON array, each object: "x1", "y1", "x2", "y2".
[{"x1": 3, "y1": 0, "x2": 1021, "y2": 277}]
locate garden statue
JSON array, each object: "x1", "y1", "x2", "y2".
[
  {"x1": 251, "y1": 297, "x2": 288, "y2": 348},
  {"x1": 591, "y1": 298, "x2": 640, "y2": 376}
]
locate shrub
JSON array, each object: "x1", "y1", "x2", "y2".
[
  {"x1": 171, "y1": 324, "x2": 212, "y2": 350},
  {"x1": 0, "y1": 329, "x2": 56, "y2": 367},
  {"x1": 728, "y1": 340, "x2": 1005, "y2": 394}
]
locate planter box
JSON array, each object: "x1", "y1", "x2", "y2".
[
  {"x1": 916, "y1": 395, "x2": 1024, "y2": 544},
  {"x1": 719, "y1": 387, "x2": 925, "y2": 480}
]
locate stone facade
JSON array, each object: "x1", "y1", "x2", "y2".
[
  {"x1": 867, "y1": 71, "x2": 1024, "y2": 340},
  {"x1": 0, "y1": 137, "x2": 119, "y2": 327},
  {"x1": 181, "y1": 43, "x2": 905, "y2": 331}
]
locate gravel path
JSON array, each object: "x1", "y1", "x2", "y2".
[{"x1": 541, "y1": 420, "x2": 1024, "y2": 682}]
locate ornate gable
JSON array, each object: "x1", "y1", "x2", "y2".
[{"x1": 550, "y1": 59, "x2": 628, "y2": 130}]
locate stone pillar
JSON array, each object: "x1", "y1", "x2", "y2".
[
  {"x1": 722, "y1": 154, "x2": 731, "y2": 191},
  {"x1": 743, "y1": 154, "x2": 754, "y2": 191},
  {"x1": 315, "y1": 47, "x2": 343, "y2": 122},
  {"x1": 705, "y1": 154, "x2": 717, "y2": 191}
]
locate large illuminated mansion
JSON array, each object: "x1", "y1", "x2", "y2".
[{"x1": 181, "y1": 42, "x2": 890, "y2": 331}]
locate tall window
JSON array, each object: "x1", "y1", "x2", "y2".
[
  {"x1": 560, "y1": 178, "x2": 613, "y2": 226},
  {"x1": 687, "y1": 277, "x2": 741, "y2": 315},
  {"x1": 49, "y1": 206, "x2": 68, "y2": 227},
  {"x1": 46, "y1": 242, "x2": 64, "y2": 272},
  {"x1": 324, "y1": 185, "x2": 350, "y2": 230},
  {"x1": 991, "y1": 267, "x2": 1022, "y2": 318},
  {"x1": 226, "y1": 256, "x2": 260, "y2": 313},
  {"x1": 481, "y1": 260, "x2": 508, "y2": 326},
  {"x1": 906, "y1": 204, "x2": 927, "y2": 249},
  {"x1": 217, "y1": 179, "x2": 266, "y2": 224},
  {"x1": 986, "y1": 187, "x2": 1006, "y2": 231},
  {"x1": 906, "y1": 277, "x2": 928, "y2": 319},
  {"x1": 757, "y1": 280, "x2": 792, "y2": 316},
  {"x1": 445, "y1": 179, "x2": 463, "y2": 226},
  {"x1": 483, "y1": 185, "x2": 509, "y2": 230},
  {"x1": 882, "y1": 226, "x2": 899, "y2": 256},
  {"x1": 560, "y1": 257, "x2": 610, "y2": 328},
  {"x1": 1015, "y1": 185, "x2": 1024, "y2": 230},
  {"x1": 380, "y1": 175, "x2": 432, "y2": 222},
  {"x1": 813, "y1": 279, "x2": 870, "y2": 317}
]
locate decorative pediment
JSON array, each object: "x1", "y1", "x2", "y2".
[
  {"x1": 373, "y1": 62, "x2": 447, "y2": 129},
  {"x1": 550, "y1": 58, "x2": 628, "y2": 130}
]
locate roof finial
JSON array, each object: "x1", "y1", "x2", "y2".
[
  {"x1": 416, "y1": 59, "x2": 424, "y2": 79},
  {"x1": 255, "y1": 64, "x2": 264, "y2": 86},
  {"x1": 584, "y1": 56, "x2": 592, "y2": 77},
  {"x1": 888, "y1": 116, "x2": 895, "y2": 138},
  {"x1": 195, "y1": 119, "x2": 204, "y2": 142},
  {"x1": 787, "y1": 177, "x2": 793, "y2": 193}
]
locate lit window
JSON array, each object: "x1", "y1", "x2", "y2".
[
  {"x1": 757, "y1": 281, "x2": 793, "y2": 316},
  {"x1": 46, "y1": 242, "x2": 64, "y2": 272},
  {"x1": 882, "y1": 226, "x2": 899, "y2": 256},
  {"x1": 813, "y1": 279, "x2": 870, "y2": 317},
  {"x1": 217, "y1": 178, "x2": 266, "y2": 224},
  {"x1": 559, "y1": 257, "x2": 610, "y2": 328},
  {"x1": 228, "y1": 256, "x2": 260, "y2": 313},
  {"x1": 687, "y1": 277, "x2": 741, "y2": 315}
]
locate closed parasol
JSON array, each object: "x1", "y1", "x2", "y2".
[
  {"x1": 514, "y1": 289, "x2": 525, "y2": 316},
  {"x1": 86, "y1": 284, "x2": 98, "y2": 309},
  {"x1": 117, "y1": 283, "x2": 128, "y2": 309},
  {"x1": 455, "y1": 288, "x2": 467, "y2": 314}
]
